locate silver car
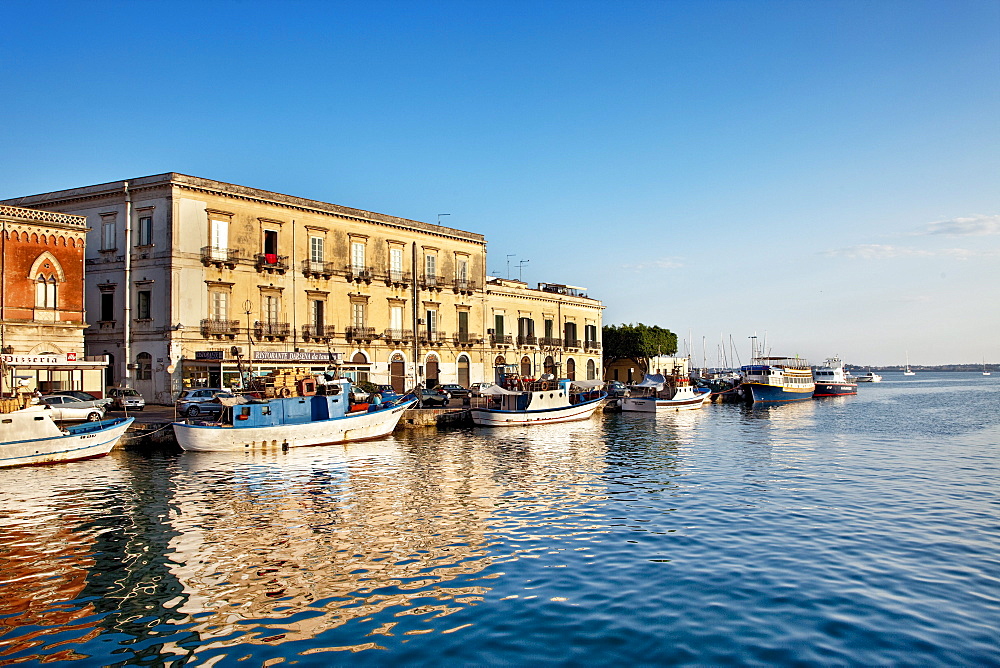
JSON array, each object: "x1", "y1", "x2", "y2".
[
  {"x1": 176, "y1": 388, "x2": 233, "y2": 418},
  {"x1": 39, "y1": 395, "x2": 106, "y2": 422}
]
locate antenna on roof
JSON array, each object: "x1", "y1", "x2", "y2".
[{"x1": 437, "y1": 213, "x2": 450, "y2": 226}]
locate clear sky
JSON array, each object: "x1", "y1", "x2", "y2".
[{"x1": 2, "y1": 0, "x2": 997, "y2": 366}]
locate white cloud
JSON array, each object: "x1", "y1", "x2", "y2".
[
  {"x1": 623, "y1": 257, "x2": 685, "y2": 271},
  {"x1": 823, "y1": 244, "x2": 998, "y2": 260},
  {"x1": 920, "y1": 214, "x2": 1000, "y2": 236}
]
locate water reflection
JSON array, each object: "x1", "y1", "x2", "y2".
[{"x1": 159, "y1": 426, "x2": 611, "y2": 658}]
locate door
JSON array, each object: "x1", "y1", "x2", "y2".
[
  {"x1": 457, "y1": 356, "x2": 470, "y2": 388},
  {"x1": 425, "y1": 357, "x2": 439, "y2": 388},
  {"x1": 390, "y1": 356, "x2": 406, "y2": 393}
]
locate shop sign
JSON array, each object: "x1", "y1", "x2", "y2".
[
  {"x1": 195, "y1": 350, "x2": 224, "y2": 360},
  {"x1": 252, "y1": 351, "x2": 342, "y2": 362},
  {"x1": 2, "y1": 354, "x2": 79, "y2": 365}
]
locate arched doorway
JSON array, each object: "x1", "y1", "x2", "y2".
[
  {"x1": 425, "y1": 353, "x2": 440, "y2": 388},
  {"x1": 520, "y1": 356, "x2": 532, "y2": 378},
  {"x1": 543, "y1": 355, "x2": 556, "y2": 378},
  {"x1": 457, "y1": 354, "x2": 470, "y2": 388},
  {"x1": 390, "y1": 353, "x2": 406, "y2": 393},
  {"x1": 566, "y1": 358, "x2": 576, "y2": 381},
  {"x1": 494, "y1": 355, "x2": 506, "y2": 383},
  {"x1": 587, "y1": 359, "x2": 597, "y2": 380}
]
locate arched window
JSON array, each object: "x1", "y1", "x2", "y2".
[
  {"x1": 520, "y1": 356, "x2": 532, "y2": 377},
  {"x1": 35, "y1": 275, "x2": 57, "y2": 308},
  {"x1": 543, "y1": 355, "x2": 556, "y2": 377},
  {"x1": 136, "y1": 352, "x2": 152, "y2": 381},
  {"x1": 566, "y1": 358, "x2": 576, "y2": 381},
  {"x1": 587, "y1": 359, "x2": 597, "y2": 380}
]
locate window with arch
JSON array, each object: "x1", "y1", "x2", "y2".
[
  {"x1": 587, "y1": 359, "x2": 597, "y2": 380},
  {"x1": 566, "y1": 358, "x2": 576, "y2": 381},
  {"x1": 35, "y1": 275, "x2": 57, "y2": 309},
  {"x1": 136, "y1": 352, "x2": 152, "y2": 380}
]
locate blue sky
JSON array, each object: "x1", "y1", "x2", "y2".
[{"x1": 2, "y1": 0, "x2": 997, "y2": 365}]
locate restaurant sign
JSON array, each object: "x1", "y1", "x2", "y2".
[
  {"x1": 193, "y1": 350, "x2": 341, "y2": 362},
  {"x1": 2, "y1": 353, "x2": 80, "y2": 365}
]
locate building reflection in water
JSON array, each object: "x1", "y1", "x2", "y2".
[{"x1": 163, "y1": 424, "x2": 610, "y2": 655}]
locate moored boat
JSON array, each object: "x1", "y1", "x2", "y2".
[
  {"x1": 470, "y1": 378, "x2": 606, "y2": 427},
  {"x1": 0, "y1": 406, "x2": 134, "y2": 468},
  {"x1": 812, "y1": 357, "x2": 858, "y2": 397},
  {"x1": 855, "y1": 368, "x2": 882, "y2": 383},
  {"x1": 739, "y1": 357, "x2": 815, "y2": 403},
  {"x1": 621, "y1": 373, "x2": 710, "y2": 412},
  {"x1": 172, "y1": 378, "x2": 417, "y2": 452}
]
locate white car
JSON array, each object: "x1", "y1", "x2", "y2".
[{"x1": 39, "y1": 395, "x2": 106, "y2": 422}]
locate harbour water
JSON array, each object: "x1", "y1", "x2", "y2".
[{"x1": 1, "y1": 373, "x2": 997, "y2": 666}]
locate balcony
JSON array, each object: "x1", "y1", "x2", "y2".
[
  {"x1": 301, "y1": 324, "x2": 334, "y2": 341},
  {"x1": 453, "y1": 278, "x2": 478, "y2": 295},
  {"x1": 255, "y1": 253, "x2": 288, "y2": 274},
  {"x1": 302, "y1": 259, "x2": 338, "y2": 279},
  {"x1": 383, "y1": 328, "x2": 414, "y2": 342},
  {"x1": 201, "y1": 246, "x2": 239, "y2": 268},
  {"x1": 201, "y1": 318, "x2": 240, "y2": 339},
  {"x1": 453, "y1": 332, "x2": 481, "y2": 346},
  {"x1": 383, "y1": 269, "x2": 411, "y2": 288},
  {"x1": 420, "y1": 274, "x2": 443, "y2": 291},
  {"x1": 421, "y1": 330, "x2": 448, "y2": 345},
  {"x1": 491, "y1": 333, "x2": 513, "y2": 346},
  {"x1": 564, "y1": 338, "x2": 582, "y2": 349},
  {"x1": 254, "y1": 321, "x2": 290, "y2": 341},
  {"x1": 517, "y1": 335, "x2": 538, "y2": 347},
  {"x1": 345, "y1": 326, "x2": 377, "y2": 341},
  {"x1": 345, "y1": 265, "x2": 374, "y2": 284},
  {"x1": 539, "y1": 337, "x2": 563, "y2": 348},
  {"x1": 585, "y1": 340, "x2": 602, "y2": 351}
]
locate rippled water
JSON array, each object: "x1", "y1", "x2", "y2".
[{"x1": 1, "y1": 373, "x2": 998, "y2": 666}]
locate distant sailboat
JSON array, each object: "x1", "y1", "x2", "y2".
[
  {"x1": 903, "y1": 351, "x2": 916, "y2": 376},
  {"x1": 984, "y1": 358, "x2": 991, "y2": 376}
]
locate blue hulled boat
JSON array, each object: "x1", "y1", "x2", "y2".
[{"x1": 739, "y1": 357, "x2": 814, "y2": 403}]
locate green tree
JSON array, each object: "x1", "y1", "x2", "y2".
[{"x1": 602, "y1": 323, "x2": 678, "y2": 370}]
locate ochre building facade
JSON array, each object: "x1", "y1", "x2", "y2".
[{"x1": 5, "y1": 174, "x2": 603, "y2": 403}]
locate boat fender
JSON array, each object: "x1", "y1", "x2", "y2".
[
  {"x1": 540, "y1": 381, "x2": 549, "y2": 390},
  {"x1": 279, "y1": 387, "x2": 292, "y2": 398}
]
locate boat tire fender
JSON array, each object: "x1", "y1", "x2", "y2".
[{"x1": 279, "y1": 387, "x2": 292, "y2": 398}]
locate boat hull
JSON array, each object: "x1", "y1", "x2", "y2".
[
  {"x1": 0, "y1": 417, "x2": 134, "y2": 468},
  {"x1": 813, "y1": 382, "x2": 858, "y2": 397},
  {"x1": 621, "y1": 390, "x2": 709, "y2": 412},
  {"x1": 172, "y1": 398, "x2": 417, "y2": 452},
  {"x1": 744, "y1": 382, "x2": 815, "y2": 403},
  {"x1": 470, "y1": 397, "x2": 603, "y2": 426}
]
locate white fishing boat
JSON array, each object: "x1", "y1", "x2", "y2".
[
  {"x1": 0, "y1": 406, "x2": 134, "y2": 468},
  {"x1": 812, "y1": 357, "x2": 857, "y2": 397},
  {"x1": 172, "y1": 378, "x2": 417, "y2": 452},
  {"x1": 470, "y1": 378, "x2": 606, "y2": 427},
  {"x1": 855, "y1": 368, "x2": 882, "y2": 383},
  {"x1": 903, "y1": 352, "x2": 916, "y2": 376},
  {"x1": 621, "y1": 373, "x2": 710, "y2": 412}
]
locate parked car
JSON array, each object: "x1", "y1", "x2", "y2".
[
  {"x1": 39, "y1": 395, "x2": 106, "y2": 422},
  {"x1": 176, "y1": 388, "x2": 234, "y2": 418},
  {"x1": 437, "y1": 383, "x2": 470, "y2": 398},
  {"x1": 469, "y1": 382, "x2": 496, "y2": 396},
  {"x1": 374, "y1": 384, "x2": 402, "y2": 400},
  {"x1": 47, "y1": 390, "x2": 113, "y2": 407},
  {"x1": 107, "y1": 387, "x2": 145, "y2": 411},
  {"x1": 605, "y1": 380, "x2": 628, "y2": 398},
  {"x1": 419, "y1": 387, "x2": 451, "y2": 407}
]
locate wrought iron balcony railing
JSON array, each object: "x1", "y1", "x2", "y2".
[
  {"x1": 301, "y1": 324, "x2": 334, "y2": 341},
  {"x1": 253, "y1": 321, "x2": 290, "y2": 339},
  {"x1": 517, "y1": 335, "x2": 538, "y2": 347},
  {"x1": 383, "y1": 328, "x2": 414, "y2": 341},
  {"x1": 301, "y1": 259, "x2": 338, "y2": 279},
  {"x1": 491, "y1": 334, "x2": 513, "y2": 345},
  {"x1": 255, "y1": 253, "x2": 289, "y2": 273},
  {"x1": 200, "y1": 246, "x2": 240, "y2": 268},
  {"x1": 201, "y1": 318, "x2": 240, "y2": 338},
  {"x1": 345, "y1": 326, "x2": 377, "y2": 340}
]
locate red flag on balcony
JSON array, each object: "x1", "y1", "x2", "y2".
[{"x1": 265, "y1": 253, "x2": 278, "y2": 264}]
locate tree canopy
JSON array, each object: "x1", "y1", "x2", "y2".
[{"x1": 602, "y1": 323, "x2": 678, "y2": 363}]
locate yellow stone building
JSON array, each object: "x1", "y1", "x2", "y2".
[{"x1": 5, "y1": 174, "x2": 603, "y2": 402}]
